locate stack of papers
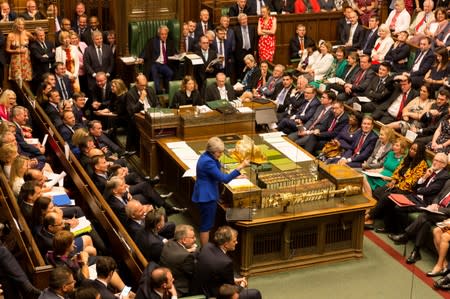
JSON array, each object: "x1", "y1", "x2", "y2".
[
  {"x1": 70, "y1": 216, "x2": 92, "y2": 236},
  {"x1": 227, "y1": 178, "x2": 255, "y2": 190},
  {"x1": 166, "y1": 141, "x2": 199, "y2": 177},
  {"x1": 260, "y1": 135, "x2": 312, "y2": 163}
]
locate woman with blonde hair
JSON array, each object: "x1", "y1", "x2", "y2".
[
  {"x1": 257, "y1": 6, "x2": 277, "y2": 62},
  {"x1": 370, "y1": 24, "x2": 394, "y2": 64},
  {"x1": 6, "y1": 18, "x2": 34, "y2": 85},
  {"x1": 170, "y1": 75, "x2": 202, "y2": 108},
  {"x1": 0, "y1": 89, "x2": 17, "y2": 120},
  {"x1": 0, "y1": 143, "x2": 19, "y2": 178},
  {"x1": 69, "y1": 30, "x2": 88, "y2": 92},
  {"x1": 55, "y1": 31, "x2": 80, "y2": 92},
  {"x1": 110, "y1": 78, "x2": 129, "y2": 134},
  {"x1": 362, "y1": 126, "x2": 396, "y2": 170},
  {"x1": 9, "y1": 155, "x2": 29, "y2": 196}
]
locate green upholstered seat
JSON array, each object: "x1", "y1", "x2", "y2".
[
  {"x1": 168, "y1": 80, "x2": 182, "y2": 108},
  {"x1": 128, "y1": 19, "x2": 180, "y2": 58}
]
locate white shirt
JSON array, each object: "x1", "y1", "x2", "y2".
[
  {"x1": 156, "y1": 40, "x2": 165, "y2": 64},
  {"x1": 218, "y1": 86, "x2": 228, "y2": 100},
  {"x1": 388, "y1": 90, "x2": 409, "y2": 118},
  {"x1": 348, "y1": 23, "x2": 357, "y2": 45}
]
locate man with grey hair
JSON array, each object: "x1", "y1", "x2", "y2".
[
  {"x1": 233, "y1": 13, "x2": 257, "y2": 75},
  {"x1": 141, "y1": 25, "x2": 176, "y2": 94},
  {"x1": 160, "y1": 224, "x2": 198, "y2": 297},
  {"x1": 407, "y1": 0, "x2": 435, "y2": 45},
  {"x1": 256, "y1": 64, "x2": 284, "y2": 98},
  {"x1": 30, "y1": 27, "x2": 55, "y2": 87}
]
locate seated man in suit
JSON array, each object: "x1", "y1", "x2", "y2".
[
  {"x1": 337, "y1": 54, "x2": 375, "y2": 102},
  {"x1": 372, "y1": 74, "x2": 419, "y2": 124},
  {"x1": 358, "y1": 15, "x2": 379, "y2": 56},
  {"x1": 204, "y1": 72, "x2": 235, "y2": 102},
  {"x1": 160, "y1": 224, "x2": 198, "y2": 297},
  {"x1": 0, "y1": 1, "x2": 16, "y2": 22},
  {"x1": 141, "y1": 25, "x2": 176, "y2": 95},
  {"x1": 330, "y1": 115, "x2": 377, "y2": 168},
  {"x1": 272, "y1": 74, "x2": 295, "y2": 119},
  {"x1": 289, "y1": 23, "x2": 315, "y2": 60},
  {"x1": 135, "y1": 208, "x2": 174, "y2": 264},
  {"x1": 125, "y1": 200, "x2": 154, "y2": 238},
  {"x1": 87, "y1": 120, "x2": 133, "y2": 158},
  {"x1": 347, "y1": 62, "x2": 394, "y2": 112},
  {"x1": 288, "y1": 91, "x2": 337, "y2": 153},
  {"x1": 145, "y1": 267, "x2": 178, "y2": 299},
  {"x1": 18, "y1": 180, "x2": 41, "y2": 222},
  {"x1": 255, "y1": 64, "x2": 284, "y2": 99},
  {"x1": 340, "y1": 11, "x2": 364, "y2": 51},
  {"x1": 43, "y1": 89, "x2": 64, "y2": 129},
  {"x1": 40, "y1": 267, "x2": 75, "y2": 299},
  {"x1": 20, "y1": 0, "x2": 44, "y2": 20},
  {"x1": 408, "y1": 36, "x2": 434, "y2": 89},
  {"x1": 194, "y1": 226, "x2": 261, "y2": 299},
  {"x1": 88, "y1": 72, "x2": 113, "y2": 120},
  {"x1": 277, "y1": 82, "x2": 320, "y2": 135},
  {"x1": 58, "y1": 110, "x2": 79, "y2": 148},
  {"x1": 384, "y1": 31, "x2": 410, "y2": 74}
]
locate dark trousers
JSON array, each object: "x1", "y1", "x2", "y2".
[
  {"x1": 405, "y1": 212, "x2": 447, "y2": 248},
  {"x1": 151, "y1": 63, "x2": 173, "y2": 94}
]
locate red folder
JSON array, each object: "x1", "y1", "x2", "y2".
[{"x1": 388, "y1": 194, "x2": 415, "y2": 207}]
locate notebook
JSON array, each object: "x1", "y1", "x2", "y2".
[{"x1": 388, "y1": 194, "x2": 415, "y2": 207}]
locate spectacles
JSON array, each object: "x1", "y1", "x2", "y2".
[{"x1": 433, "y1": 159, "x2": 447, "y2": 164}]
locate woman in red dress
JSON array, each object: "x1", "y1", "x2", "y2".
[{"x1": 257, "y1": 6, "x2": 277, "y2": 62}]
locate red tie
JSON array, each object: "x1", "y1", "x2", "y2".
[
  {"x1": 396, "y1": 93, "x2": 407, "y2": 120},
  {"x1": 353, "y1": 133, "x2": 366, "y2": 155},
  {"x1": 328, "y1": 117, "x2": 337, "y2": 132},
  {"x1": 439, "y1": 192, "x2": 450, "y2": 207},
  {"x1": 162, "y1": 41, "x2": 167, "y2": 64},
  {"x1": 203, "y1": 24, "x2": 207, "y2": 34},
  {"x1": 353, "y1": 70, "x2": 366, "y2": 86},
  {"x1": 415, "y1": 16, "x2": 426, "y2": 31}
]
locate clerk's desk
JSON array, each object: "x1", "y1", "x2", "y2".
[
  {"x1": 156, "y1": 135, "x2": 376, "y2": 276},
  {"x1": 135, "y1": 101, "x2": 275, "y2": 176}
]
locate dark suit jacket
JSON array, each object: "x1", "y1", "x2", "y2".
[
  {"x1": 194, "y1": 21, "x2": 214, "y2": 41},
  {"x1": 418, "y1": 102, "x2": 449, "y2": 138},
  {"x1": 83, "y1": 44, "x2": 114, "y2": 77},
  {"x1": 204, "y1": 83, "x2": 236, "y2": 102},
  {"x1": 435, "y1": 181, "x2": 450, "y2": 214},
  {"x1": 273, "y1": 85, "x2": 294, "y2": 113},
  {"x1": 289, "y1": 35, "x2": 315, "y2": 59},
  {"x1": 228, "y1": 3, "x2": 253, "y2": 16},
  {"x1": 414, "y1": 171, "x2": 450, "y2": 206},
  {"x1": 141, "y1": 37, "x2": 176, "y2": 77},
  {"x1": 194, "y1": 48, "x2": 219, "y2": 83},
  {"x1": 126, "y1": 218, "x2": 143, "y2": 239},
  {"x1": 194, "y1": 243, "x2": 235, "y2": 298},
  {"x1": 377, "y1": 85, "x2": 419, "y2": 113},
  {"x1": 384, "y1": 42, "x2": 410, "y2": 73},
  {"x1": 55, "y1": 75, "x2": 74, "y2": 100},
  {"x1": 409, "y1": 49, "x2": 434, "y2": 77},
  {"x1": 20, "y1": 11, "x2": 45, "y2": 20},
  {"x1": 81, "y1": 279, "x2": 116, "y2": 299},
  {"x1": 38, "y1": 288, "x2": 60, "y2": 299},
  {"x1": 160, "y1": 240, "x2": 197, "y2": 296},
  {"x1": 91, "y1": 81, "x2": 113, "y2": 108},
  {"x1": 14, "y1": 123, "x2": 40, "y2": 156},
  {"x1": 363, "y1": 75, "x2": 394, "y2": 103},
  {"x1": 233, "y1": 24, "x2": 257, "y2": 60},
  {"x1": 170, "y1": 90, "x2": 203, "y2": 108},
  {"x1": 1, "y1": 12, "x2": 16, "y2": 22},
  {"x1": 135, "y1": 229, "x2": 164, "y2": 263},
  {"x1": 293, "y1": 97, "x2": 320, "y2": 124},
  {"x1": 211, "y1": 38, "x2": 233, "y2": 68},
  {"x1": 341, "y1": 23, "x2": 365, "y2": 50},
  {"x1": 337, "y1": 18, "x2": 349, "y2": 44},
  {"x1": 342, "y1": 130, "x2": 378, "y2": 166},
  {"x1": 126, "y1": 85, "x2": 160, "y2": 117},
  {"x1": 93, "y1": 173, "x2": 108, "y2": 194},
  {"x1": 105, "y1": 194, "x2": 128, "y2": 225},
  {"x1": 30, "y1": 40, "x2": 55, "y2": 81},
  {"x1": 273, "y1": 0, "x2": 295, "y2": 13},
  {"x1": 59, "y1": 124, "x2": 75, "y2": 146},
  {"x1": 92, "y1": 134, "x2": 122, "y2": 155},
  {"x1": 349, "y1": 68, "x2": 375, "y2": 94},
  {"x1": 304, "y1": 105, "x2": 334, "y2": 132},
  {"x1": 361, "y1": 28, "x2": 379, "y2": 55},
  {"x1": 318, "y1": 112, "x2": 349, "y2": 140}
]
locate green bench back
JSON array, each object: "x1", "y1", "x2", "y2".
[{"x1": 128, "y1": 19, "x2": 181, "y2": 57}]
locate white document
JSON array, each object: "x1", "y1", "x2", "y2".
[
  {"x1": 362, "y1": 171, "x2": 385, "y2": 178},
  {"x1": 357, "y1": 96, "x2": 371, "y2": 103},
  {"x1": 233, "y1": 82, "x2": 245, "y2": 91},
  {"x1": 353, "y1": 102, "x2": 362, "y2": 112},
  {"x1": 70, "y1": 216, "x2": 92, "y2": 234},
  {"x1": 185, "y1": 53, "x2": 203, "y2": 65},
  {"x1": 166, "y1": 141, "x2": 188, "y2": 149},
  {"x1": 44, "y1": 171, "x2": 67, "y2": 188},
  {"x1": 227, "y1": 178, "x2": 255, "y2": 189},
  {"x1": 41, "y1": 134, "x2": 48, "y2": 147},
  {"x1": 326, "y1": 77, "x2": 345, "y2": 84},
  {"x1": 182, "y1": 168, "x2": 197, "y2": 177},
  {"x1": 405, "y1": 130, "x2": 418, "y2": 142},
  {"x1": 236, "y1": 107, "x2": 253, "y2": 113}
]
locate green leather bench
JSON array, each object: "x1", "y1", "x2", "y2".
[{"x1": 128, "y1": 19, "x2": 181, "y2": 58}]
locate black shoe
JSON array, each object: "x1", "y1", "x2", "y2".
[
  {"x1": 426, "y1": 268, "x2": 450, "y2": 277},
  {"x1": 364, "y1": 223, "x2": 374, "y2": 230},
  {"x1": 388, "y1": 233, "x2": 408, "y2": 244},
  {"x1": 406, "y1": 249, "x2": 421, "y2": 264},
  {"x1": 434, "y1": 276, "x2": 450, "y2": 289},
  {"x1": 144, "y1": 175, "x2": 160, "y2": 186},
  {"x1": 120, "y1": 150, "x2": 137, "y2": 158}
]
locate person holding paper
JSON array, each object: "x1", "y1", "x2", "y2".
[
  {"x1": 362, "y1": 138, "x2": 407, "y2": 199},
  {"x1": 365, "y1": 142, "x2": 428, "y2": 232},
  {"x1": 192, "y1": 137, "x2": 249, "y2": 246}
]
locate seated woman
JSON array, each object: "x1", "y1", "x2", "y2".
[
  {"x1": 311, "y1": 46, "x2": 347, "y2": 89},
  {"x1": 110, "y1": 79, "x2": 128, "y2": 134},
  {"x1": 424, "y1": 8, "x2": 448, "y2": 46},
  {"x1": 427, "y1": 107, "x2": 450, "y2": 154},
  {"x1": 362, "y1": 138, "x2": 408, "y2": 199},
  {"x1": 9, "y1": 155, "x2": 29, "y2": 196},
  {"x1": 387, "y1": 84, "x2": 434, "y2": 135},
  {"x1": 252, "y1": 61, "x2": 269, "y2": 97},
  {"x1": 46, "y1": 230, "x2": 127, "y2": 292},
  {"x1": 362, "y1": 126, "x2": 396, "y2": 171},
  {"x1": 370, "y1": 24, "x2": 394, "y2": 65},
  {"x1": 298, "y1": 41, "x2": 334, "y2": 82},
  {"x1": 365, "y1": 142, "x2": 428, "y2": 232},
  {"x1": 296, "y1": 43, "x2": 319, "y2": 75},
  {"x1": 0, "y1": 143, "x2": 19, "y2": 178},
  {"x1": 424, "y1": 47, "x2": 449, "y2": 95},
  {"x1": 0, "y1": 89, "x2": 17, "y2": 121},
  {"x1": 170, "y1": 75, "x2": 202, "y2": 108},
  {"x1": 384, "y1": 31, "x2": 410, "y2": 74},
  {"x1": 326, "y1": 51, "x2": 360, "y2": 93},
  {"x1": 235, "y1": 54, "x2": 261, "y2": 95}
]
